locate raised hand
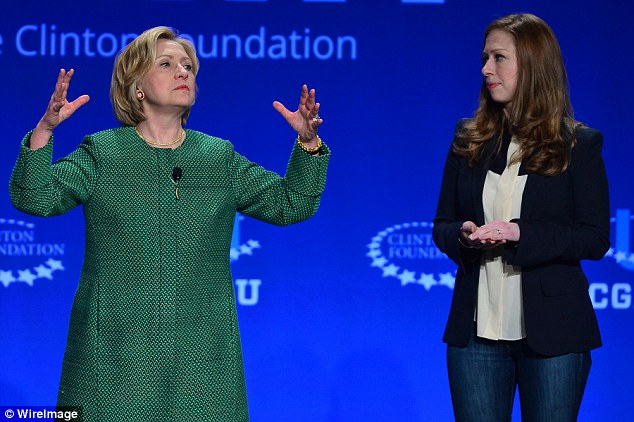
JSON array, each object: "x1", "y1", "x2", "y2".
[
  {"x1": 272, "y1": 84, "x2": 322, "y2": 145},
  {"x1": 31, "y1": 68, "x2": 90, "y2": 150}
]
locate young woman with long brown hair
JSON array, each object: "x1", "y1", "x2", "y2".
[{"x1": 433, "y1": 13, "x2": 609, "y2": 421}]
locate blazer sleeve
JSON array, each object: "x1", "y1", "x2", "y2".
[
  {"x1": 504, "y1": 128, "x2": 610, "y2": 267},
  {"x1": 229, "y1": 140, "x2": 330, "y2": 226},
  {"x1": 433, "y1": 120, "x2": 480, "y2": 268}
]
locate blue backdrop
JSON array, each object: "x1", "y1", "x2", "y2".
[{"x1": 1, "y1": 1, "x2": 633, "y2": 420}]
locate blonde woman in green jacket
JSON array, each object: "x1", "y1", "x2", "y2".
[{"x1": 10, "y1": 26, "x2": 329, "y2": 422}]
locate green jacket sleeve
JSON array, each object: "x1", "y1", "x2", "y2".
[
  {"x1": 9, "y1": 131, "x2": 98, "y2": 217},
  {"x1": 230, "y1": 140, "x2": 330, "y2": 226}
]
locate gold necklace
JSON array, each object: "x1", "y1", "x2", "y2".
[
  {"x1": 146, "y1": 132, "x2": 186, "y2": 200},
  {"x1": 135, "y1": 125, "x2": 184, "y2": 147}
]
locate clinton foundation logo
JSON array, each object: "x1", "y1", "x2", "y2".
[
  {"x1": 0, "y1": 218, "x2": 65, "y2": 288},
  {"x1": 367, "y1": 222, "x2": 455, "y2": 290}
]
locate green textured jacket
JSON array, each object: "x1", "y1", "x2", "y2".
[{"x1": 9, "y1": 126, "x2": 330, "y2": 421}]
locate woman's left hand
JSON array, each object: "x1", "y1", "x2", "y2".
[{"x1": 273, "y1": 85, "x2": 322, "y2": 147}]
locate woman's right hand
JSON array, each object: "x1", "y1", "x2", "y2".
[{"x1": 30, "y1": 68, "x2": 90, "y2": 150}]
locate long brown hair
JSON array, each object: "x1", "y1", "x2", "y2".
[{"x1": 453, "y1": 13, "x2": 581, "y2": 175}]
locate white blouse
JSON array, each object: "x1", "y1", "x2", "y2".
[{"x1": 477, "y1": 137, "x2": 528, "y2": 341}]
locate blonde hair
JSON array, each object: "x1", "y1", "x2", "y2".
[
  {"x1": 110, "y1": 26, "x2": 199, "y2": 127},
  {"x1": 453, "y1": 14, "x2": 581, "y2": 175}
]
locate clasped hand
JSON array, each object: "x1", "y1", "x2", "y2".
[{"x1": 460, "y1": 220, "x2": 520, "y2": 249}]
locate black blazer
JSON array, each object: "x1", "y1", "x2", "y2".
[{"x1": 433, "y1": 119, "x2": 610, "y2": 357}]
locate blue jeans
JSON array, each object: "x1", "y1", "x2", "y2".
[{"x1": 447, "y1": 326, "x2": 591, "y2": 422}]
